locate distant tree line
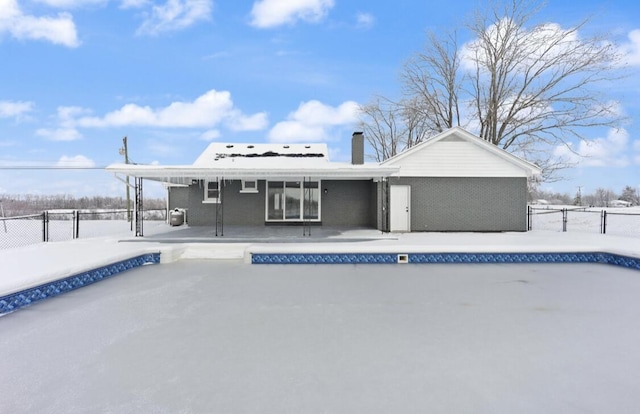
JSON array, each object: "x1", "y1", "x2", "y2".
[
  {"x1": 0, "y1": 194, "x2": 166, "y2": 217},
  {"x1": 530, "y1": 185, "x2": 640, "y2": 207}
]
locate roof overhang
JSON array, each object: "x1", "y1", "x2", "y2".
[{"x1": 106, "y1": 163, "x2": 399, "y2": 185}]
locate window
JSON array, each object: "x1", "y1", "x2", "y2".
[
  {"x1": 266, "y1": 180, "x2": 320, "y2": 221},
  {"x1": 241, "y1": 180, "x2": 258, "y2": 193},
  {"x1": 203, "y1": 180, "x2": 220, "y2": 203}
]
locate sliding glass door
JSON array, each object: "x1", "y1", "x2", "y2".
[
  {"x1": 266, "y1": 180, "x2": 320, "y2": 221},
  {"x1": 284, "y1": 181, "x2": 301, "y2": 219}
]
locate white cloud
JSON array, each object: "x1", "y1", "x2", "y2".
[
  {"x1": 72, "y1": 89, "x2": 268, "y2": 131},
  {"x1": 619, "y1": 29, "x2": 640, "y2": 66},
  {"x1": 136, "y1": 0, "x2": 212, "y2": 35},
  {"x1": 268, "y1": 122, "x2": 326, "y2": 142},
  {"x1": 0, "y1": 100, "x2": 34, "y2": 118},
  {"x1": 268, "y1": 100, "x2": 359, "y2": 142},
  {"x1": 250, "y1": 0, "x2": 334, "y2": 29},
  {"x1": 199, "y1": 129, "x2": 221, "y2": 141},
  {"x1": 57, "y1": 106, "x2": 92, "y2": 126},
  {"x1": 226, "y1": 112, "x2": 269, "y2": 131},
  {"x1": 0, "y1": 0, "x2": 79, "y2": 47},
  {"x1": 32, "y1": 0, "x2": 106, "y2": 8},
  {"x1": 355, "y1": 12, "x2": 374, "y2": 29},
  {"x1": 56, "y1": 155, "x2": 96, "y2": 168},
  {"x1": 36, "y1": 127, "x2": 83, "y2": 141},
  {"x1": 553, "y1": 128, "x2": 631, "y2": 168},
  {"x1": 460, "y1": 20, "x2": 581, "y2": 73},
  {"x1": 120, "y1": 0, "x2": 149, "y2": 8}
]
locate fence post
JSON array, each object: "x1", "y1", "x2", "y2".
[
  {"x1": 527, "y1": 206, "x2": 532, "y2": 231},
  {"x1": 562, "y1": 208, "x2": 567, "y2": 232},
  {"x1": 73, "y1": 210, "x2": 80, "y2": 239},
  {"x1": 602, "y1": 210, "x2": 607, "y2": 234},
  {"x1": 42, "y1": 211, "x2": 48, "y2": 242}
]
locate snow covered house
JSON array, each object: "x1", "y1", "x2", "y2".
[
  {"x1": 106, "y1": 127, "x2": 541, "y2": 233},
  {"x1": 609, "y1": 200, "x2": 632, "y2": 207}
]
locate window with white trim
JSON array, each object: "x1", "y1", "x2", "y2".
[
  {"x1": 241, "y1": 179, "x2": 258, "y2": 193},
  {"x1": 203, "y1": 180, "x2": 220, "y2": 203}
]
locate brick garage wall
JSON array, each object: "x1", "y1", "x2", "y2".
[{"x1": 391, "y1": 177, "x2": 528, "y2": 232}]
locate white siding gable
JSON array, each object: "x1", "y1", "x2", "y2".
[{"x1": 383, "y1": 129, "x2": 535, "y2": 177}]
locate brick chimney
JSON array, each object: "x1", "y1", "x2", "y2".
[{"x1": 351, "y1": 131, "x2": 364, "y2": 165}]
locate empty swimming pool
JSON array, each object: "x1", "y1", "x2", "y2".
[{"x1": 1, "y1": 261, "x2": 639, "y2": 413}]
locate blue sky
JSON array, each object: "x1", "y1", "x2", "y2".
[{"x1": 0, "y1": 0, "x2": 639, "y2": 199}]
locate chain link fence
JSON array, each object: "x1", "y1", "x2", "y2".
[
  {"x1": 0, "y1": 214, "x2": 45, "y2": 249},
  {"x1": 0, "y1": 209, "x2": 167, "y2": 250},
  {"x1": 528, "y1": 206, "x2": 640, "y2": 237}
]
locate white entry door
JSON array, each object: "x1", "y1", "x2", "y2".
[{"x1": 390, "y1": 185, "x2": 411, "y2": 232}]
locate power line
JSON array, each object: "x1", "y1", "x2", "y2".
[{"x1": 0, "y1": 166, "x2": 109, "y2": 170}]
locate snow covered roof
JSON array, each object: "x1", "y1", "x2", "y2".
[
  {"x1": 192, "y1": 143, "x2": 330, "y2": 168},
  {"x1": 106, "y1": 142, "x2": 398, "y2": 184}
]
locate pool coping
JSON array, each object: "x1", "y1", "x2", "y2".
[
  {"x1": 0, "y1": 253, "x2": 160, "y2": 316},
  {"x1": 2, "y1": 236, "x2": 640, "y2": 316},
  {"x1": 250, "y1": 251, "x2": 640, "y2": 270}
]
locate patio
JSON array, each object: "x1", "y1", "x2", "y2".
[{"x1": 134, "y1": 224, "x2": 398, "y2": 244}]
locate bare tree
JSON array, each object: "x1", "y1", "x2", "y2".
[
  {"x1": 467, "y1": 0, "x2": 622, "y2": 151},
  {"x1": 401, "y1": 31, "x2": 464, "y2": 134},
  {"x1": 593, "y1": 187, "x2": 616, "y2": 207},
  {"x1": 360, "y1": 0, "x2": 624, "y2": 180},
  {"x1": 359, "y1": 96, "x2": 431, "y2": 161}
]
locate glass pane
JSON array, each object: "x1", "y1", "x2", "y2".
[
  {"x1": 267, "y1": 182, "x2": 283, "y2": 220},
  {"x1": 207, "y1": 181, "x2": 218, "y2": 199},
  {"x1": 285, "y1": 181, "x2": 301, "y2": 220},
  {"x1": 303, "y1": 187, "x2": 319, "y2": 219}
]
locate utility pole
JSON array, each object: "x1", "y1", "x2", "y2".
[
  {"x1": 119, "y1": 136, "x2": 131, "y2": 222},
  {"x1": 575, "y1": 186, "x2": 583, "y2": 206}
]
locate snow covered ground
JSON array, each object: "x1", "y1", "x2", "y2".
[
  {"x1": 1, "y1": 212, "x2": 640, "y2": 297},
  {"x1": 528, "y1": 205, "x2": 640, "y2": 236}
]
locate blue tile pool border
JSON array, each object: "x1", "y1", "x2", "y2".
[
  {"x1": 0, "y1": 253, "x2": 160, "y2": 315},
  {"x1": 251, "y1": 251, "x2": 640, "y2": 271}
]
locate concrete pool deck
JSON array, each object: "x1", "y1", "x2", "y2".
[{"x1": 2, "y1": 228, "x2": 640, "y2": 297}]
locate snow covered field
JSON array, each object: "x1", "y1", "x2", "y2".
[
  {"x1": 2, "y1": 260, "x2": 640, "y2": 413},
  {"x1": 0, "y1": 218, "x2": 170, "y2": 250},
  {"x1": 529, "y1": 205, "x2": 640, "y2": 236},
  {"x1": 1, "y1": 205, "x2": 639, "y2": 251}
]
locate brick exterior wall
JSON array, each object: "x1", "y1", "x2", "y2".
[
  {"x1": 169, "y1": 180, "x2": 265, "y2": 226},
  {"x1": 321, "y1": 180, "x2": 377, "y2": 227},
  {"x1": 389, "y1": 177, "x2": 527, "y2": 232},
  {"x1": 169, "y1": 179, "x2": 378, "y2": 228}
]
